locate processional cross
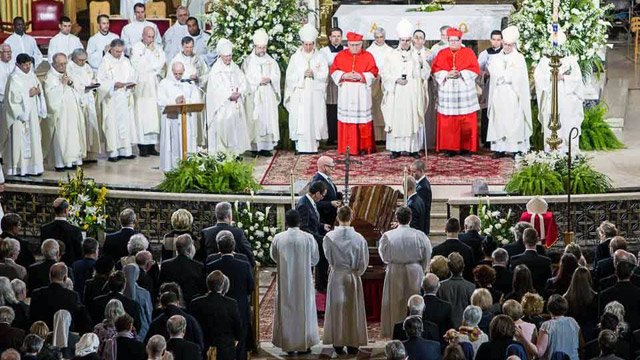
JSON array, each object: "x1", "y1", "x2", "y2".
[{"x1": 336, "y1": 146, "x2": 361, "y2": 206}]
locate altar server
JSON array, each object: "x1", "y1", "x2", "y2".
[
  {"x1": 163, "y1": 6, "x2": 189, "y2": 65},
  {"x1": 242, "y1": 29, "x2": 281, "y2": 156},
  {"x1": 96, "y1": 39, "x2": 138, "y2": 162},
  {"x1": 186, "y1": 17, "x2": 217, "y2": 67},
  {"x1": 534, "y1": 30, "x2": 584, "y2": 153},
  {"x1": 205, "y1": 38, "x2": 251, "y2": 157},
  {"x1": 1, "y1": 54, "x2": 47, "y2": 176},
  {"x1": 42, "y1": 53, "x2": 85, "y2": 170},
  {"x1": 0, "y1": 45, "x2": 15, "y2": 160},
  {"x1": 319, "y1": 27, "x2": 344, "y2": 145},
  {"x1": 130, "y1": 26, "x2": 165, "y2": 157},
  {"x1": 285, "y1": 24, "x2": 328, "y2": 154},
  {"x1": 432, "y1": 27, "x2": 480, "y2": 157},
  {"x1": 330, "y1": 31, "x2": 378, "y2": 155},
  {"x1": 47, "y1": 17, "x2": 84, "y2": 63},
  {"x1": 478, "y1": 30, "x2": 503, "y2": 148},
  {"x1": 120, "y1": 3, "x2": 161, "y2": 55},
  {"x1": 428, "y1": 25, "x2": 450, "y2": 62},
  {"x1": 379, "y1": 206, "x2": 431, "y2": 338},
  {"x1": 3, "y1": 17, "x2": 43, "y2": 70},
  {"x1": 121, "y1": 0, "x2": 151, "y2": 21},
  {"x1": 487, "y1": 26, "x2": 532, "y2": 157},
  {"x1": 381, "y1": 19, "x2": 423, "y2": 159},
  {"x1": 158, "y1": 62, "x2": 199, "y2": 172},
  {"x1": 367, "y1": 27, "x2": 393, "y2": 141},
  {"x1": 86, "y1": 15, "x2": 119, "y2": 71}
]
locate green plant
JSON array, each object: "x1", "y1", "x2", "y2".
[
  {"x1": 505, "y1": 163, "x2": 565, "y2": 195},
  {"x1": 565, "y1": 163, "x2": 611, "y2": 194},
  {"x1": 234, "y1": 200, "x2": 278, "y2": 264},
  {"x1": 473, "y1": 199, "x2": 515, "y2": 245},
  {"x1": 58, "y1": 168, "x2": 108, "y2": 235},
  {"x1": 579, "y1": 103, "x2": 625, "y2": 151}
]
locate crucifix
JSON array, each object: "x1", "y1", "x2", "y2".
[{"x1": 336, "y1": 146, "x2": 360, "y2": 206}]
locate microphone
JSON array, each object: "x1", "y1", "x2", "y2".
[{"x1": 180, "y1": 78, "x2": 194, "y2": 84}]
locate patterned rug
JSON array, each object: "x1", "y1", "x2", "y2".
[{"x1": 260, "y1": 150, "x2": 514, "y2": 186}]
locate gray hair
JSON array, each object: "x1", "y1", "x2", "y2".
[
  {"x1": 41, "y1": 239, "x2": 60, "y2": 260},
  {"x1": 127, "y1": 234, "x2": 149, "y2": 255},
  {"x1": 464, "y1": 215, "x2": 481, "y2": 232},
  {"x1": 0, "y1": 277, "x2": 17, "y2": 305},
  {"x1": 3, "y1": 238, "x2": 19, "y2": 258},
  {"x1": 462, "y1": 305, "x2": 482, "y2": 327},
  {"x1": 373, "y1": 27, "x2": 386, "y2": 38},
  {"x1": 407, "y1": 295, "x2": 424, "y2": 315},
  {"x1": 513, "y1": 221, "x2": 533, "y2": 242},
  {"x1": 105, "y1": 299, "x2": 125, "y2": 323},
  {"x1": 216, "y1": 230, "x2": 235, "y2": 254},
  {"x1": 0, "y1": 306, "x2": 15, "y2": 323},
  {"x1": 492, "y1": 248, "x2": 509, "y2": 264},
  {"x1": 119, "y1": 208, "x2": 136, "y2": 227},
  {"x1": 0, "y1": 44, "x2": 10, "y2": 52},
  {"x1": 0, "y1": 349, "x2": 20, "y2": 360},
  {"x1": 10, "y1": 279, "x2": 25, "y2": 300},
  {"x1": 215, "y1": 202, "x2": 232, "y2": 221},
  {"x1": 175, "y1": 233, "x2": 194, "y2": 256},
  {"x1": 403, "y1": 315, "x2": 423, "y2": 338},
  {"x1": 22, "y1": 334, "x2": 44, "y2": 354},
  {"x1": 71, "y1": 48, "x2": 87, "y2": 60},
  {"x1": 167, "y1": 315, "x2": 187, "y2": 337},
  {"x1": 52, "y1": 52, "x2": 66, "y2": 64},
  {"x1": 422, "y1": 273, "x2": 440, "y2": 294},
  {"x1": 146, "y1": 334, "x2": 166, "y2": 357},
  {"x1": 385, "y1": 340, "x2": 406, "y2": 360}
]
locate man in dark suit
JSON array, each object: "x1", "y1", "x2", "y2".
[
  {"x1": 206, "y1": 251, "x2": 249, "y2": 270},
  {"x1": 432, "y1": 218, "x2": 475, "y2": 280},
  {"x1": 510, "y1": 228, "x2": 552, "y2": 295},
  {"x1": 165, "y1": 315, "x2": 202, "y2": 360},
  {"x1": 103, "y1": 208, "x2": 137, "y2": 262},
  {"x1": 90, "y1": 270, "x2": 142, "y2": 331},
  {"x1": 401, "y1": 316, "x2": 441, "y2": 360},
  {"x1": 491, "y1": 248, "x2": 513, "y2": 295},
  {"x1": 311, "y1": 156, "x2": 342, "y2": 230},
  {"x1": 159, "y1": 234, "x2": 206, "y2": 304},
  {"x1": 113, "y1": 314, "x2": 147, "y2": 360},
  {"x1": 189, "y1": 270, "x2": 243, "y2": 360},
  {"x1": 599, "y1": 259, "x2": 640, "y2": 331},
  {"x1": 134, "y1": 250, "x2": 158, "y2": 300},
  {"x1": 207, "y1": 232, "x2": 255, "y2": 360},
  {"x1": 503, "y1": 221, "x2": 547, "y2": 262},
  {"x1": 0, "y1": 213, "x2": 35, "y2": 268},
  {"x1": 200, "y1": 202, "x2": 255, "y2": 266},
  {"x1": 458, "y1": 215, "x2": 484, "y2": 263},
  {"x1": 296, "y1": 180, "x2": 331, "y2": 291},
  {"x1": 145, "y1": 292, "x2": 203, "y2": 349},
  {"x1": 146, "y1": 335, "x2": 168, "y2": 360},
  {"x1": 71, "y1": 237, "x2": 98, "y2": 299},
  {"x1": 83, "y1": 255, "x2": 114, "y2": 309},
  {"x1": 406, "y1": 177, "x2": 428, "y2": 235},
  {"x1": 392, "y1": 295, "x2": 439, "y2": 343},
  {"x1": 40, "y1": 198, "x2": 83, "y2": 266},
  {"x1": 410, "y1": 160, "x2": 432, "y2": 235},
  {"x1": 27, "y1": 239, "x2": 60, "y2": 295},
  {"x1": 421, "y1": 273, "x2": 454, "y2": 340},
  {"x1": 594, "y1": 236, "x2": 625, "y2": 290},
  {"x1": 0, "y1": 306, "x2": 25, "y2": 352},
  {"x1": 593, "y1": 221, "x2": 618, "y2": 273}
]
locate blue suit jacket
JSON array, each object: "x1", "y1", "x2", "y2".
[
  {"x1": 407, "y1": 193, "x2": 428, "y2": 235},
  {"x1": 207, "y1": 255, "x2": 255, "y2": 327},
  {"x1": 403, "y1": 337, "x2": 441, "y2": 360},
  {"x1": 296, "y1": 194, "x2": 324, "y2": 241},
  {"x1": 311, "y1": 173, "x2": 341, "y2": 225},
  {"x1": 416, "y1": 176, "x2": 432, "y2": 234}
]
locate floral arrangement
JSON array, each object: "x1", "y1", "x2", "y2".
[
  {"x1": 510, "y1": 0, "x2": 612, "y2": 77},
  {"x1": 475, "y1": 199, "x2": 515, "y2": 246},
  {"x1": 234, "y1": 199, "x2": 278, "y2": 264},
  {"x1": 407, "y1": 0, "x2": 454, "y2": 12},
  {"x1": 202, "y1": 0, "x2": 309, "y2": 66},
  {"x1": 58, "y1": 168, "x2": 108, "y2": 235}
]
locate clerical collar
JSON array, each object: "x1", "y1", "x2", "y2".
[
  {"x1": 487, "y1": 47, "x2": 502, "y2": 55},
  {"x1": 328, "y1": 44, "x2": 343, "y2": 53},
  {"x1": 99, "y1": 31, "x2": 110, "y2": 36},
  {"x1": 58, "y1": 32, "x2": 70, "y2": 37}
]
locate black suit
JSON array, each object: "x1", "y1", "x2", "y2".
[
  {"x1": 145, "y1": 304, "x2": 204, "y2": 349},
  {"x1": 103, "y1": 228, "x2": 136, "y2": 262},
  {"x1": 311, "y1": 172, "x2": 341, "y2": 226},
  {"x1": 503, "y1": 241, "x2": 547, "y2": 263},
  {"x1": 492, "y1": 265, "x2": 513, "y2": 295},
  {"x1": 296, "y1": 194, "x2": 328, "y2": 291},
  {"x1": 83, "y1": 276, "x2": 108, "y2": 309},
  {"x1": 189, "y1": 292, "x2": 243, "y2": 360},
  {"x1": 402, "y1": 336, "x2": 441, "y2": 360},
  {"x1": 206, "y1": 253, "x2": 249, "y2": 273},
  {"x1": 407, "y1": 193, "x2": 428, "y2": 235},
  {"x1": 26, "y1": 259, "x2": 56, "y2": 295},
  {"x1": 422, "y1": 294, "x2": 454, "y2": 340},
  {"x1": 599, "y1": 280, "x2": 640, "y2": 330},
  {"x1": 30, "y1": 283, "x2": 85, "y2": 330},
  {"x1": 593, "y1": 257, "x2": 615, "y2": 290},
  {"x1": 0, "y1": 323, "x2": 24, "y2": 352},
  {"x1": 159, "y1": 255, "x2": 206, "y2": 304},
  {"x1": 416, "y1": 176, "x2": 432, "y2": 234},
  {"x1": 510, "y1": 249, "x2": 552, "y2": 295},
  {"x1": 458, "y1": 230, "x2": 484, "y2": 265},
  {"x1": 432, "y1": 238, "x2": 475, "y2": 281},
  {"x1": 392, "y1": 318, "x2": 439, "y2": 342},
  {"x1": 40, "y1": 219, "x2": 83, "y2": 266},
  {"x1": 91, "y1": 292, "x2": 142, "y2": 332},
  {"x1": 166, "y1": 338, "x2": 202, "y2": 360},
  {"x1": 114, "y1": 336, "x2": 146, "y2": 360},
  {"x1": 0, "y1": 232, "x2": 35, "y2": 268},
  {"x1": 600, "y1": 273, "x2": 640, "y2": 291},
  {"x1": 593, "y1": 238, "x2": 611, "y2": 271},
  {"x1": 201, "y1": 223, "x2": 255, "y2": 267}
]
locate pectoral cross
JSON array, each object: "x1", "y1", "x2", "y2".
[{"x1": 335, "y1": 146, "x2": 361, "y2": 206}]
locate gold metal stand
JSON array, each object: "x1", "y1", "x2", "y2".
[
  {"x1": 563, "y1": 231, "x2": 574, "y2": 245},
  {"x1": 546, "y1": 55, "x2": 563, "y2": 151},
  {"x1": 318, "y1": 0, "x2": 333, "y2": 46},
  {"x1": 251, "y1": 264, "x2": 261, "y2": 352}
]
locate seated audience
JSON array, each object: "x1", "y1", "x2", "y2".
[
  {"x1": 46, "y1": 310, "x2": 79, "y2": 359},
  {"x1": 510, "y1": 228, "x2": 551, "y2": 295},
  {"x1": 30, "y1": 262, "x2": 85, "y2": 330},
  {"x1": 0, "y1": 239, "x2": 26, "y2": 281},
  {"x1": 603, "y1": 301, "x2": 629, "y2": 338},
  {"x1": 83, "y1": 256, "x2": 114, "y2": 308},
  {"x1": 437, "y1": 252, "x2": 475, "y2": 329},
  {"x1": 146, "y1": 335, "x2": 167, "y2": 360},
  {"x1": 593, "y1": 221, "x2": 618, "y2": 273},
  {"x1": 93, "y1": 299, "x2": 124, "y2": 358},
  {"x1": 104, "y1": 314, "x2": 146, "y2": 360},
  {"x1": 72, "y1": 238, "x2": 99, "y2": 299},
  {"x1": 522, "y1": 292, "x2": 545, "y2": 329},
  {"x1": 0, "y1": 213, "x2": 35, "y2": 268},
  {"x1": 103, "y1": 208, "x2": 138, "y2": 262},
  {"x1": 166, "y1": 315, "x2": 201, "y2": 360},
  {"x1": 545, "y1": 253, "x2": 579, "y2": 298},
  {"x1": 429, "y1": 255, "x2": 450, "y2": 281},
  {"x1": 470, "y1": 288, "x2": 494, "y2": 334},
  {"x1": 72, "y1": 333, "x2": 100, "y2": 360},
  {"x1": 564, "y1": 266, "x2": 599, "y2": 341},
  {"x1": 401, "y1": 315, "x2": 440, "y2": 360},
  {"x1": 90, "y1": 271, "x2": 142, "y2": 332},
  {"x1": 505, "y1": 264, "x2": 537, "y2": 302},
  {"x1": 459, "y1": 215, "x2": 483, "y2": 263},
  {"x1": 444, "y1": 305, "x2": 488, "y2": 357},
  {"x1": 145, "y1": 291, "x2": 203, "y2": 349},
  {"x1": 200, "y1": 202, "x2": 255, "y2": 266},
  {"x1": 589, "y1": 329, "x2": 624, "y2": 360},
  {"x1": 491, "y1": 248, "x2": 513, "y2": 295},
  {"x1": 159, "y1": 234, "x2": 205, "y2": 304},
  {"x1": 27, "y1": 239, "x2": 60, "y2": 294},
  {"x1": 392, "y1": 295, "x2": 439, "y2": 342},
  {"x1": 475, "y1": 315, "x2": 521, "y2": 360},
  {"x1": 599, "y1": 250, "x2": 640, "y2": 290},
  {"x1": 162, "y1": 209, "x2": 196, "y2": 260},
  {"x1": 30, "y1": 321, "x2": 61, "y2": 360},
  {"x1": 40, "y1": 198, "x2": 83, "y2": 265},
  {"x1": 135, "y1": 250, "x2": 159, "y2": 301},
  {"x1": 432, "y1": 218, "x2": 475, "y2": 280},
  {"x1": 598, "y1": 259, "x2": 640, "y2": 331},
  {"x1": 421, "y1": 273, "x2": 454, "y2": 340},
  {"x1": 8, "y1": 279, "x2": 28, "y2": 331},
  {"x1": 22, "y1": 334, "x2": 44, "y2": 360},
  {"x1": 123, "y1": 264, "x2": 152, "y2": 341},
  {"x1": 584, "y1": 313, "x2": 630, "y2": 359},
  {"x1": 121, "y1": 234, "x2": 149, "y2": 268},
  {"x1": 0, "y1": 306, "x2": 24, "y2": 352},
  {"x1": 503, "y1": 300, "x2": 537, "y2": 344}
]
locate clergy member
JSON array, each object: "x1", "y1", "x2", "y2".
[
  {"x1": 47, "y1": 17, "x2": 84, "y2": 63},
  {"x1": 120, "y1": 3, "x2": 161, "y2": 55},
  {"x1": 162, "y1": 6, "x2": 189, "y2": 65},
  {"x1": 285, "y1": 24, "x2": 328, "y2": 154},
  {"x1": 96, "y1": 39, "x2": 138, "y2": 162},
  {"x1": 158, "y1": 62, "x2": 199, "y2": 172},
  {"x1": 534, "y1": 30, "x2": 584, "y2": 153},
  {"x1": 86, "y1": 15, "x2": 119, "y2": 72},
  {"x1": 67, "y1": 48, "x2": 101, "y2": 163},
  {"x1": 432, "y1": 27, "x2": 480, "y2": 157},
  {"x1": 186, "y1": 17, "x2": 217, "y2": 67},
  {"x1": 381, "y1": 19, "x2": 424, "y2": 159},
  {"x1": 205, "y1": 38, "x2": 251, "y2": 157},
  {"x1": 378, "y1": 206, "x2": 431, "y2": 338},
  {"x1": 478, "y1": 30, "x2": 503, "y2": 148},
  {"x1": 428, "y1": 25, "x2": 451, "y2": 62},
  {"x1": 0, "y1": 45, "x2": 15, "y2": 160},
  {"x1": 121, "y1": 0, "x2": 150, "y2": 21},
  {"x1": 411, "y1": 29, "x2": 431, "y2": 153},
  {"x1": 323, "y1": 206, "x2": 368, "y2": 355},
  {"x1": 319, "y1": 27, "x2": 343, "y2": 145},
  {"x1": 242, "y1": 29, "x2": 281, "y2": 157},
  {"x1": 486, "y1": 26, "x2": 532, "y2": 158},
  {"x1": 270, "y1": 209, "x2": 320, "y2": 354},
  {"x1": 366, "y1": 27, "x2": 393, "y2": 141},
  {"x1": 330, "y1": 31, "x2": 378, "y2": 155},
  {"x1": 3, "y1": 17, "x2": 43, "y2": 70},
  {"x1": 1, "y1": 53, "x2": 47, "y2": 176},
  {"x1": 130, "y1": 26, "x2": 165, "y2": 157},
  {"x1": 42, "y1": 53, "x2": 85, "y2": 170}
]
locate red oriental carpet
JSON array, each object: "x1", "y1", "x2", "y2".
[{"x1": 260, "y1": 150, "x2": 514, "y2": 186}]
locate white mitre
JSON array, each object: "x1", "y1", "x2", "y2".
[
  {"x1": 299, "y1": 24, "x2": 318, "y2": 43},
  {"x1": 502, "y1": 26, "x2": 520, "y2": 44},
  {"x1": 253, "y1": 29, "x2": 269, "y2": 46},
  {"x1": 396, "y1": 18, "x2": 413, "y2": 39},
  {"x1": 217, "y1": 38, "x2": 233, "y2": 56}
]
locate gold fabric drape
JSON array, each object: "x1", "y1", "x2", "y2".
[{"x1": 0, "y1": 0, "x2": 32, "y2": 31}]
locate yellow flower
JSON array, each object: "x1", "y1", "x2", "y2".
[
  {"x1": 92, "y1": 216, "x2": 97, "y2": 221},
  {"x1": 76, "y1": 212, "x2": 80, "y2": 217},
  {"x1": 83, "y1": 224, "x2": 89, "y2": 230}
]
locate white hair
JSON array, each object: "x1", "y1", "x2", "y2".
[
  {"x1": 127, "y1": 234, "x2": 149, "y2": 255},
  {"x1": 373, "y1": 27, "x2": 386, "y2": 37},
  {"x1": 462, "y1": 305, "x2": 482, "y2": 327}
]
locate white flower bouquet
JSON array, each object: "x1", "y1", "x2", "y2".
[
  {"x1": 475, "y1": 198, "x2": 515, "y2": 246},
  {"x1": 233, "y1": 198, "x2": 278, "y2": 264}
]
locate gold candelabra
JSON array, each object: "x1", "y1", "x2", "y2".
[{"x1": 546, "y1": 54, "x2": 563, "y2": 151}]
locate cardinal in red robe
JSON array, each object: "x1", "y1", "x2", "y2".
[
  {"x1": 330, "y1": 32, "x2": 378, "y2": 155},
  {"x1": 432, "y1": 28, "x2": 480, "y2": 156}
]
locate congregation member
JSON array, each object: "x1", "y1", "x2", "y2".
[
  {"x1": 71, "y1": 238, "x2": 99, "y2": 299},
  {"x1": 74, "y1": 332, "x2": 101, "y2": 360},
  {"x1": 0, "y1": 306, "x2": 24, "y2": 352},
  {"x1": 123, "y1": 264, "x2": 153, "y2": 341},
  {"x1": 242, "y1": 29, "x2": 281, "y2": 157},
  {"x1": 162, "y1": 6, "x2": 190, "y2": 65},
  {"x1": 0, "y1": 213, "x2": 35, "y2": 268},
  {"x1": 503, "y1": 221, "x2": 546, "y2": 259},
  {"x1": 22, "y1": 334, "x2": 44, "y2": 360},
  {"x1": 47, "y1": 17, "x2": 83, "y2": 63},
  {"x1": 165, "y1": 315, "x2": 201, "y2": 360},
  {"x1": 120, "y1": 3, "x2": 161, "y2": 55},
  {"x1": 510, "y1": 228, "x2": 552, "y2": 295},
  {"x1": 594, "y1": 236, "x2": 626, "y2": 288},
  {"x1": 366, "y1": 27, "x2": 392, "y2": 141},
  {"x1": 565, "y1": 267, "x2": 599, "y2": 341},
  {"x1": 421, "y1": 274, "x2": 454, "y2": 339},
  {"x1": 458, "y1": 215, "x2": 483, "y2": 262},
  {"x1": 30, "y1": 263, "x2": 84, "y2": 329},
  {"x1": 477, "y1": 29, "x2": 502, "y2": 148},
  {"x1": 0, "y1": 239, "x2": 26, "y2": 281},
  {"x1": 598, "y1": 258, "x2": 640, "y2": 330},
  {"x1": 27, "y1": 239, "x2": 60, "y2": 294},
  {"x1": 475, "y1": 315, "x2": 521, "y2": 360},
  {"x1": 201, "y1": 202, "x2": 255, "y2": 266},
  {"x1": 185, "y1": 17, "x2": 217, "y2": 66},
  {"x1": 103, "y1": 208, "x2": 137, "y2": 262},
  {"x1": 491, "y1": 248, "x2": 513, "y2": 295},
  {"x1": 159, "y1": 234, "x2": 205, "y2": 304},
  {"x1": 330, "y1": 31, "x2": 378, "y2": 155},
  {"x1": 438, "y1": 253, "x2": 475, "y2": 329},
  {"x1": 3, "y1": 17, "x2": 43, "y2": 69},
  {"x1": 40, "y1": 198, "x2": 83, "y2": 266},
  {"x1": 432, "y1": 218, "x2": 475, "y2": 280},
  {"x1": 107, "y1": 314, "x2": 146, "y2": 360},
  {"x1": 410, "y1": 160, "x2": 432, "y2": 235},
  {"x1": 320, "y1": 27, "x2": 345, "y2": 145},
  {"x1": 392, "y1": 295, "x2": 439, "y2": 342},
  {"x1": 405, "y1": 177, "x2": 427, "y2": 234},
  {"x1": 86, "y1": 15, "x2": 119, "y2": 71},
  {"x1": 205, "y1": 232, "x2": 251, "y2": 270},
  {"x1": 145, "y1": 291, "x2": 203, "y2": 349},
  {"x1": 402, "y1": 315, "x2": 441, "y2": 360},
  {"x1": 90, "y1": 271, "x2": 142, "y2": 331},
  {"x1": 593, "y1": 221, "x2": 618, "y2": 272},
  {"x1": 285, "y1": 24, "x2": 328, "y2": 154}
]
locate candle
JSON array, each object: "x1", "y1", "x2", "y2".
[{"x1": 552, "y1": 0, "x2": 559, "y2": 22}]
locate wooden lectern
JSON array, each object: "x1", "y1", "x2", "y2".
[{"x1": 162, "y1": 103, "x2": 205, "y2": 160}]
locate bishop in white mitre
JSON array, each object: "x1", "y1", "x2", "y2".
[
  {"x1": 67, "y1": 48, "x2": 101, "y2": 162},
  {"x1": 486, "y1": 26, "x2": 532, "y2": 157},
  {"x1": 47, "y1": 17, "x2": 84, "y2": 63},
  {"x1": 87, "y1": 15, "x2": 119, "y2": 71},
  {"x1": 158, "y1": 61, "x2": 199, "y2": 172},
  {"x1": 367, "y1": 27, "x2": 393, "y2": 141},
  {"x1": 534, "y1": 30, "x2": 584, "y2": 153},
  {"x1": 319, "y1": 28, "x2": 344, "y2": 145},
  {"x1": 205, "y1": 39, "x2": 251, "y2": 157},
  {"x1": 1, "y1": 54, "x2": 47, "y2": 176},
  {"x1": 381, "y1": 19, "x2": 424, "y2": 159},
  {"x1": 163, "y1": 6, "x2": 190, "y2": 65},
  {"x1": 130, "y1": 26, "x2": 166, "y2": 157},
  {"x1": 96, "y1": 39, "x2": 138, "y2": 161},
  {"x1": 120, "y1": 3, "x2": 161, "y2": 55},
  {"x1": 285, "y1": 24, "x2": 328, "y2": 154},
  {"x1": 42, "y1": 53, "x2": 85, "y2": 170},
  {"x1": 242, "y1": 29, "x2": 281, "y2": 156}
]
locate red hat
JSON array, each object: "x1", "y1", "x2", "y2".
[
  {"x1": 446, "y1": 27, "x2": 463, "y2": 38},
  {"x1": 346, "y1": 32, "x2": 363, "y2": 41}
]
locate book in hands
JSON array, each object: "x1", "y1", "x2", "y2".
[{"x1": 85, "y1": 83, "x2": 100, "y2": 91}]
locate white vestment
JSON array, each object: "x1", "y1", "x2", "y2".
[
  {"x1": 169, "y1": 52, "x2": 207, "y2": 145},
  {"x1": 378, "y1": 224, "x2": 432, "y2": 338},
  {"x1": 121, "y1": 0, "x2": 151, "y2": 20},
  {"x1": 367, "y1": 42, "x2": 393, "y2": 140},
  {"x1": 242, "y1": 52, "x2": 281, "y2": 152},
  {"x1": 318, "y1": 46, "x2": 342, "y2": 105},
  {"x1": 190, "y1": 31, "x2": 217, "y2": 67},
  {"x1": 381, "y1": 48, "x2": 424, "y2": 153},
  {"x1": 323, "y1": 226, "x2": 369, "y2": 347},
  {"x1": 487, "y1": 50, "x2": 532, "y2": 153},
  {"x1": 158, "y1": 76, "x2": 198, "y2": 171},
  {"x1": 0, "y1": 60, "x2": 15, "y2": 158},
  {"x1": 0, "y1": 68, "x2": 47, "y2": 176},
  {"x1": 120, "y1": 20, "x2": 161, "y2": 55},
  {"x1": 205, "y1": 59, "x2": 251, "y2": 156},
  {"x1": 477, "y1": 48, "x2": 501, "y2": 110},
  {"x1": 428, "y1": 42, "x2": 448, "y2": 63},
  {"x1": 67, "y1": 61, "x2": 101, "y2": 158},
  {"x1": 47, "y1": 33, "x2": 84, "y2": 63},
  {"x1": 42, "y1": 67, "x2": 84, "y2": 167},
  {"x1": 96, "y1": 53, "x2": 137, "y2": 157},
  {"x1": 270, "y1": 228, "x2": 320, "y2": 352},
  {"x1": 3, "y1": 34, "x2": 44, "y2": 69},
  {"x1": 534, "y1": 56, "x2": 585, "y2": 152},
  {"x1": 285, "y1": 49, "x2": 328, "y2": 153},
  {"x1": 183, "y1": 0, "x2": 206, "y2": 23},
  {"x1": 130, "y1": 41, "x2": 165, "y2": 145},
  {"x1": 162, "y1": 23, "x2": 189, "y2": 65},
  {"x1": 86, "y1": 32, "x2": 119, "y2": 71},
  {"x1": 330, "y1": 55, "x2": 376, "y2": 125},
  {"x1": 411, "y1": 46, "x2": 431, "y2": 150}
]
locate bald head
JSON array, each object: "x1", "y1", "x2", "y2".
[
  {"x1": 52, "y1": 53, "x2": 67, "y2": 73},
  {"x1": 317, "y1": 156, "x2": 335, "y2": 176},
  {"x1": 50, "y1": 262, "x2": 68, "y2": 283},
  {"x1": 407, "y1": 294, "x2": 425, "y2": 315},
  {"x1": 142, "y1": 26, "x2": 155, "y2": 46},
  {"x1": 0, "y1": 44, "x2": 10, "y2": 63},
  {"x1": 172, "y1": 61, "x2": 185, "y2": 81},
  {"x1": 53, "y1": 197, "x2": 69, "y2": 216},
  {"x1": 176, "y1": 6, "x2": 189, "y2": 25}
]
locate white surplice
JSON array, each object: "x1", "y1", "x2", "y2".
[
  {"x1": 163, "y1": 23, "x2": 188, "y2": 66},
  {"x1": 367, "y1": 42, "x2": 393, "y2": 140},
  {"x1": 47, "y1": 33, "x2": 84, "y2": 63},
  {"x1": 285, "y1": 48, "x2": 328, "y2": 153},
  {"x1": 169, "y1": 52, "x2": 208, "y2": 146},
  {"x1": 0, "y1": 60, "x2": 15, "y2": 158},
  {"x1": 3, "y1": 34, "x2": 44, "y2": 70},
  {"x1": 190, "y1": 30, "x2": 217, "y2": 67},
  {"x1": 242, "y1": 51, "x2": 281, "y2": 152},
  {"x1": 86, "y1": 32, "x2": 119, "y2": 71},
  {"x1": 270, "y1": 227, "x2": 320, "y2": 352},
  {"x1": 411, "y1": 46, "x2": 431, "y2": 150},
  {"x1": 67, "y1": 61, "x2": 101, "y2": 158},
  {"x1": 323, "y1": 226, "x2": 369, "y2": 347},
  {"x1": 130, "y1": 41, "x2": 165, "y2": 145},
  {"x1": 120, "y1": 20, "x2": 161, "y2": 55},
  {"x1": 121, "y1": 0, "x2": 151, "y2": 21},
  {"x1": 378, "y1": 224, "x2": 432, "y2": 338}
]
